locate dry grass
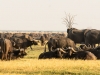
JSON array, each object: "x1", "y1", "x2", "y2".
[
  {"x1": 0, "y1": 59, "x2": 100, "y2": 75},
  {"x1": 0, "y1": 45, "x2": 100, "y2": 75}
]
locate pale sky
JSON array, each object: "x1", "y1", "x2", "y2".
[{"x1": 0, "y1": 0, "x2": 100, "y2": 31}]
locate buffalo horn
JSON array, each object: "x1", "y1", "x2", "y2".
[
  {"x1": 59, "y1": 48, "x2": 66, "y2": 53},
  {"x1": 71, "y1": 48, "x2": 77, "y2": 52}
]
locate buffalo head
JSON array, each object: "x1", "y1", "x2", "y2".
[{"x1": 66, "y1": 47, "x2": 77, "y2": 56}]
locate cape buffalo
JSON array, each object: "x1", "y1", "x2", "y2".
[
  {"x1": 11, "y1": 37, "x2": 38, "y2": 50},
  {"x1": 38, "y1": 48, "x2": 66, "y2": 59},
  {"x1": 45, "y1": 37, "x2": 77, "y2": 52},
  {"x1": 40, "y1": 35, "x2": 45, "y2": 46},
  {"x1": 65, "y1": 47, "x2": 97, "y2": 60},
  {"x1": 67, "y1": 28, "x2": 88, "y2": 44},
  {"x1": 0, "y1": 38, "x2": 13, "y2": 60},
  {"x1": 84, "y1": 29, "x2": 100, "y2": 48},
  {"x1": 12, "y1": 49, "x2": 27, "y2": 59}
]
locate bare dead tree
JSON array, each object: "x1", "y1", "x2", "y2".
[{"x1": 63, "y1": 13, "x2": 76, "y2": 29}]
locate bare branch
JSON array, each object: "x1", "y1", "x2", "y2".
[{"x1": 63, "y1": 13, "x2": 76, "y2": 29}]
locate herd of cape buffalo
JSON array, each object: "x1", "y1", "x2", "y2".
[{"x1": 0, "y1": 28, "x2": 100, "y2": 61}]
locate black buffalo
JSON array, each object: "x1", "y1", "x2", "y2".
[
  {"x1": 40, "y1": 35, "x2": 45, "y2": 46},
  {"x1": 79, "y1": 45, "x2": 100, "y2": 59},
  {"x1": 12, "y1": 49, "x2": 27, "y2": 59},
  {"x1": 38, "y1": 48, "x2": 66, "y2": 59},
  {"x1": 67, "y1": 28, "x2": 88, "y2": 44},
  {"x1": 45, "y1": 37, "x2": 77, "y2": 52},
  {"x1": 84, "y1": 29, "x2": 98, "y2": 48},
  {"x1": 11, "y1": 37, "x2": 38, "y2": 50},
  {"x1": 65, "y1": 47, "x2": 97, "y2": 60}
]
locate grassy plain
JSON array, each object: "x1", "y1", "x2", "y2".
[{"x1": 0, "y1": 45, "x2": 100, "y2": 75}]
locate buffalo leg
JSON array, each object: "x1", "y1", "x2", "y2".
[
  {"x1": 1, "y1": 53, "x2": 4, "y2": 61},
  {"x1": 5, "y1": 52, "x2": 8, "y2": 61},
  {"x1": 30, "y1": 46, "x2": 33, "y2": 50},
  {"x1": 9, "y1": 52, "x2": 13, "y2": 60}
]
